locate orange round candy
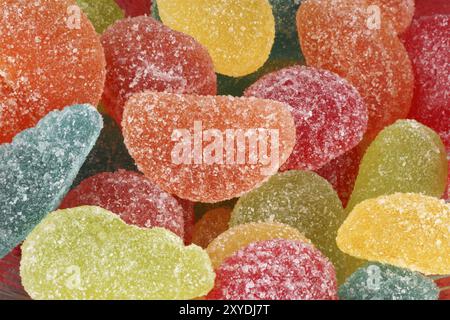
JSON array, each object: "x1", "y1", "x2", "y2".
[
  {"x1": 0, "y1": 0, "x2": 106, "y2": 143},
  {"x1": 122, "y1": 91, "x2": 296, "y2": 203},
  {"x1": 192, "y1": 208, "x2": 231, "y2": 249}
]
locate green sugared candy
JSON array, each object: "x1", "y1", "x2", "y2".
[
  {"x1": 21, "y1": 206, "x2": 215, "y2": 300},
  {"x1": 231, "y1": 170, "x2": 349, "y2": 283},
  {"x1": 0, "y1": 105, "x2": 102, "y2": 258},
  {"x1": 346, "y1": 120, "x2": 448, "y2": 213},
  {"x1": 77, "y1": 0, "x2": 124, "y2": 34},
  {"x1": 339, "y1": 263, "x2": 439, "y2": 300}
]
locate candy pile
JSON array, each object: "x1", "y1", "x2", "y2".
[{"x1": 0, "y1": 0, "x2": 448, "y2": 300}]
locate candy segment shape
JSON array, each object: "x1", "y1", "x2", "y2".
[
  {"x1": 339, "y1": 263, "x2": 439, "y2": 300},
  {"x1": 155, "y1": 0, "x2": 275, "y2": 77},
  {"x1": 21, "y1": 206, "x2": 215, "y2": 300},
  {"x1": 61, "y1": 170, "x2": 186, "y2": 239},
  {"x1": 337, "y1": 193, "x2": 450, "y2": 275},
  {"x1": 346, "y1": 120, "x2": 448, "y2": 212},
  {"x1": 206, "y1": 222, "x2": 310, "y2": 270},
  {"x1": 230, "y1": 171, "x2": 350, "y2": 283},
  {"x1": 0, "y1": 105, "x2": 102, "y2": 258},
  {"x1": 0, "y1": 0, "x2": 106, "y2": 143},
  {"x1": 192, "y1": 208, "x2": 231, "y2": 249},
  {"x1": 101, "y1": 16, "x2": 216, "y2": 125},
  {"x1": 122, "y1": 92, "x2": 296, "y2": 203},
  {"x1": 77, "y1": 0, "x2": 124, "y2": 33},
  {"x1": 245, "y1": 65, "x2": 367, "y2": 171},
  {"x1": 206, "y1": 239, "x2": 338, "y2": 300}
]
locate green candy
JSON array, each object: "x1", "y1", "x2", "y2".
[
  {"x1": 339, "y1": 263, "x2": 439, "y2": 300},
  {"x1": 21, "y1": 206, "x2": 215, "y2": 300},
  {"x1": 77, "y1": 0, "x2": 124, "y2": 34},
  {"x1": 231, "y1": 170, "x2": 349, "y2": 283}
]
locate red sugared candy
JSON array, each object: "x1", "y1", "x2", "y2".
[
  {"x1": 0, "y1": 246, "x2": 28, "y2": 299},
  {"x1": 115, "y1": 0, "x2": 151, "y2": 17},
  {"x1": 245, "y1": 65, "x2": 367, "y2": 171},
  {"x1": 206, "y1": 239, "x2": 338, "y2": 300},
  {"x1": 414, "y1": 0, "x2": 450, "y2": 17},
  {"x1": 60, "y1": 170, "x2": 186, "y2": 239},
  {"x1": 101, "y1": 16, "x2": 217, "y2": 125}
]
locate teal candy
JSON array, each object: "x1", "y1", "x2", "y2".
[
  {"x1": 0, "y1": 105, "x2": 102, "y2": 258},
  {"x1": 339, "y1": 263, "x2": 440, "y2": 300}
]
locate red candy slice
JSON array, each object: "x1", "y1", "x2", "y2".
[
  {"x1": 0, "y1": 246, "x2": 28, "y2": 300},
  {"x1": 115, "y1": 0, "x2": 151, "y2": 17}
]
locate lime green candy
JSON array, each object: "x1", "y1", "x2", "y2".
[
  {"x1": 346, "y1": 120, "x2": 448, "y2": 213},
  {"x1": 21, "y1": 206, "x2": 215, "y2": 300},
  {"x1": 231, "y1": 170, "x2": 349, "y2": 283},
  {"x1": 77, "y1": 0, "x2": 124, "y2": 34}
]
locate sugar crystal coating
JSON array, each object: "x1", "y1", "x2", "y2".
[
  {"x1": 339, "y1": 263, "x2": 439, "y2": 300},
  {"x1": 0, "y1": 0, "x2": 106, "y2": 143},
  {"x1": 101, "y1": 16, "x2": 217, "y2": 125},
  {"x1": 192, "y1": 208, "x2": 231, "y2": 249},
  {"x1": 20, "y1": 206, "x2": 215, "y2": 300},
  {"x1": 155, "y1": 0, "x2": 275, "y2": 77},
  {"x1": 414, "y1": 0, "x2": 450, "y2": 17},
  {"x1": 337, "y1": 193, "x2": 450, "y2": 275},
  {"x1": 371, "y1": 0, "x2": 415, "y2": 34},
  {"x1": 61, "y1": 170, "x2": 186, "y2": 239},
  {"x1": 245, "y1": 65, "x2": 368, "y2": 171},
  {"x1": 77, "y1": 0, "x2": 124, "y2": 33},
  {"x1": 122, "y1": 91, "x2": 296, "y2": 203},
  {"x1": 0, "y1": 105, "x2": 102, "y2": 258},
  {"x1": 206, "y1": 239, "x2": 338, "y2": 300}
]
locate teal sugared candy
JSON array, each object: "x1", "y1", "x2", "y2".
[
  {"x1": 0, "y1": 105, "x2": 102, "y2": 258},
  {"x1": 339, "y1": 263, "x2": 440, "y2": 300},
  {"x1": 77, "y1": 0, "x2": 124, "y2": 34}
]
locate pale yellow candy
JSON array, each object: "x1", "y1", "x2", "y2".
[
  {"x1": 21, "y1": 206, "x2": 215, "y2": 300},
  {"x1": 206, "y1": 222, "x2": 310, "y2": 269},
  {"x1": 337, "y1": 193, "x2": 450, "y2": 275},
  {"x1": 156, "y1": 0, "x2": 275, "y2": 77}
]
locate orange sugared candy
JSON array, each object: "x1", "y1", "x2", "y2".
[
  {"x1": 372, "y1": 0, "x2": 415, "y2": 34},
  {"x1": 192, "y1": 208, "x2": 231, "y2": 249}
]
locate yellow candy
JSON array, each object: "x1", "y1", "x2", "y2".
[
  {"x1": 206, "y1": 222, "x2": 310, "y2": 269},
  {"x1": 337, "y1": 193, "x2": 450, "y2": 275},
  {"x1": 21, "y1": 206, "x2": 215, "y2": 300},
  {"x1": 156, "y1": 0, "x2": 275, "y2": 77}
]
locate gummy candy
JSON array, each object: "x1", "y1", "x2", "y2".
[
  {"x1": 339, "y1": 263, "x2": 439, "y2": 300},
  {"x1": 0, "y1": 247, "x2": 28, "y2": 300},
  {"x1": 20, "y1": 206, "x2": 215, "y2": 300},
  {"x1": 192, "y1": 208, "x2": 231, "y2": 249},
  {"x1": 435, "y1": 275, "x2": 450, "y2": 300},
  {"x1": 194, "y1": 199, "x2": 238, "y2": 221},
  {"x1": 60, "y1": 170, "x2": 186, "y2": 239},
  {"x1": 403, "y1": 15, "x2": 450, "y2": 152},
  {"x1": 72, "y1": 114, "x2": 137, "y2": 187},
  {"x1": 177, "y1": 198, "x2": 195, "y2": 245},
  {"x1": 101, "y1": 16, "x2": 216, "y2": 125},
  {"x1": 0, "y1": 0, "x2": 106, "y2": 144},
  {"x1": 206, "y1": 222, "x2": 310, "y2": 270},
  {"x1": 230, "y1": 170, "x2": 350, "y2": 283},
  {"x1": 122, "y1": 91, "x2": 296, "y2": 203},
  {"x1": 206, "y1": 239, "x2": 338, "y2": 300},
  {"x1": 77, "y1": 0, "x2": 124, "y2": 33},
  {"x1": 346, "y1": 120, "x2": 448, "y2": 212},
  {"x1": 414, "y1": 0, "x2": 450, "y2": 17},
  {"x1": 116, "y1": 0, "x2": 151, "y2": 17},
  {"x1": 297, "y1": 0, "x2": 414, "y2": 141},
  {"x1": 0, "y1": 105, "x2": 102, "y2": 259},
  {"x1": 371, "y1": 0, "x2": 415, "y2": 34},
  {"x1": 337, "y1": 193, "x2": 450, "y2": 275},
  {"x1": 155, "y1": 0, "x2": 275, "y2": 77},
  {"x1": 245, "y1": 65, "x2": 368, "y2": 171}
]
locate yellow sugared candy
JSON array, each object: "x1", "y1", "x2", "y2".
[
  {"x1": 337, "y1": 193, "x2": 450, "y2": 275},
  {"x1": 206, "y1": 222, "x2": 310, "y2": 269},
  {"x1": 192, "y1": 208, "x2": 232, "y2": 249},
  {"x1": 21, "y1": 206, "x2": 215, "y2": 300},
  {"x1": 156, "y1": 0, "x2": 275, "y2": 77}
]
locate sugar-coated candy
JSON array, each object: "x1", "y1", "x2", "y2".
[
  {"x1": 116, "y1": 0, "x2": 151, "y2": 17},
  {"x1": 245, "y1": 65, "x2": 367, "y2": 171},
  {"x1": 435, "y1": 275, "x2": 450, "y2": 300},
  {"x1": 177, "y1": 198, "x2": 195, "y2": 245},
  {"x1": 231, "y1": 171, "x2": 349, "y2": 283},
  {"x1": 77, "y1": 0, "x2": 124, "y2": 33},
  {"x1": 337, "y1": 193, "x2": 450, "y2": 275},
  {"x1": 0, "y1": 0, "x2": 106, "y2": 144},
  {"x1": 414, "y1": 0, "x2": 450, "y2": 17},
  {"x1": 0, "y1": 105, "x2": 102, "y2": 259},
  {"x1": 206, "y1": 239, "x2": 338, "y2": 300},
  {"x1": 372, "y1": 0, "x2": 415, "y2": 34},
  {"x1": 403, "y1": 15, "x2": 450, "y2": 152},
  {"x1": 339, "y1": 263, "x2": 439, "y2": 300},
  {"x1": 122, "y1": 92, "x2": 296, "y2": 203},
  {"x1": 0, "y1": 247, "x2": 29, "y2": 300},
  {"x1": 155, "y1": 0, "x2": 275, "y2": 77},
  {"x1": 20, "y1": 206, "x2": 214, "y2": 300},
  {"x1": 192, "y1": 208, "x2": 231, "y2": 249},
  {"x1": 60, "y1": 170, "x2": 186, "y2": 239},
  {"x1": 101, "y1": 16, "x2": 216, "y2": 126},
  {"x1": 206, "y1": 222, "x2": 310, "y2": 270},
  {"x1": 297, "y1": 0, "x2": 414, "y2": 141},
  {"x1": 346, "y1": 120, "x2": 448, "y2": 212},
  {"x1": 72, "y1": 114, "x2": 137, "y2": 187}
]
